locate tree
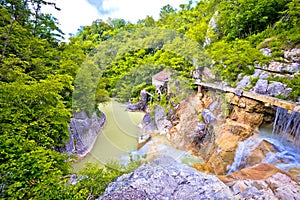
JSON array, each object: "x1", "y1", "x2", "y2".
[
  {"x1": 208, "y1": 39, "x2": 265, "y2": 83},
  {"x1": 218, "y1": 0, "x2": 291, "y2": 39}
]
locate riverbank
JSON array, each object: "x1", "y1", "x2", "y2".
[{"x1": 72, "y1": 99, "x2": 144, "y2": 171}]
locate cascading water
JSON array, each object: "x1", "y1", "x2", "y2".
[
  {"x1": 227, "y1": 136, "x2": 263, "y2": 174},
  {"x1": 228, "y1": 134, "x2": 300, "y2": 174},
  {"x1": 227, "y1": 107, "x2": 300, "y2": 175},
  {"x1": 272, "y1": 107, "x2": 300, "y2": 147}
]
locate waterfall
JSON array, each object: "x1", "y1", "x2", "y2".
[
  {"x1": 227, "y1": 137, "x2": 263, "y2": 174},
  {"x1": 272, "y1": 107, "x2": 300, "y2": 147},
  {"x1": 227, "y1": 136, "x2": 300, "y2": 174},
  {"x1": 227, "y1": 107, "x2": 300, "y2": 174}
]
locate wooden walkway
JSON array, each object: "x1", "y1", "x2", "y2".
[{"x1": 195, "y1": 80, "x2": 300, "y2": 113}]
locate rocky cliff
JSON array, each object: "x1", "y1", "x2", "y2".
[{"x1": 64, "y1": 110, "x2": 106, "y2": 157}]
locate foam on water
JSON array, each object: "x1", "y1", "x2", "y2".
[{"x1": 228, "y1": 123, "x2": 300, "y2": 174}]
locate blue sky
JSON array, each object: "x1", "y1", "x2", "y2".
[{"x1": 43, "y1": 0, "x2": 190, "y2": 38}]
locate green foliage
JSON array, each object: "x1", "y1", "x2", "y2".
[
  {"x1": 168, "y1": 74, "x2": 195, "y2": 104},
  {"x1": 78, "y1": 26, "x2": 206, "y2": 103},
  {"x1": 72, "y1": 59, "x2": 104, "y2": 116},
  {"x1": 67, "y1": 163, "x2": 124, "y2": 199},
  {"x1": 60, "y1": 156, "x2": 143, "y2": 200},
  {"x1": 248, "y1": 76, "x2": 260, "y2": 90},
  {"x1": 208, "y1": 39, "x2": 265, "y2": 83},
  {"x1": 286, "y1": 73, "x2": 300, "y2": 101},
  {"x1": 218, "y1": 0, "x2": 291, "y2": 39},
  {"x1": 0, "y1": 75, "x2": 72, "y2": 147},
  {"x1": 0, "y1": 1, "x2": 79, "y2": 199},
  {"x1": 0, "y1": 136, "x2": 70, "y2": 199}
]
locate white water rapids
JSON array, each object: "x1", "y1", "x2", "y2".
[{"x1": 227, "y1": 125, "x2": 300, "y2": 175}]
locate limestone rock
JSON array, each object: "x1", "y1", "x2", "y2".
[
  {"x1": 286, "y1": 62, "x2": 300, "y2": 73},
  {"x1": 220, "y1": 164, "x2": 300, "y2": 199},
  {"x1": 154, "y1": 105, "x2": 172, "y2": 135},
  {"x1": 236, "y1": 75, "x2": 251, "y2": 89},
  {"x1": 251, "y1": 79, "x2": 268, "y2": 94},
  {"x1": 221, "y1": 120, "x2": 254, "y2": 140},
  {"x1": 260, "y1": 48, "x2": 272, "y2": 56},
  {"x1": 265, "y1": 61, "x2": 299, "y2": 74},
  {"x1": 206, "y1": 130, "x2": 240, "y2": 175},
  {"x1": 141, "y1": 113, "x2": 156, "y2": 135},
  {"x1": 284, "y1": 48, "x2": 300, "y2": 62},
  {"x1": 267, "y1": 81, "x2": 292, "y2": 97},
  {"x1": 193, "y1": 122, "x2": 207, "y2": 142},
  {"x1": 230, "y1": 106, "x2": 264, "y2": 128},
  {"x1": 127, "y1": 89, "x2": 148, "y2": 111},
  {"x1": 66, "y1": 110, "x2": 105, "y2": 157},
  {"x1": 238, "y1": 97, "x2": 265, "y2": 113},
  {"x1": 167, "y1": 95, "x2": 204, "y2": 151},
  {"x1": 268, "y1": 61, "x2": 285, "y2": 72},
  {"x1": 202, "y1": 109, "x2": 216, "y2": 124},
  {"x1": 99, "y1": 156, "x2": 234, "y2": 200}
]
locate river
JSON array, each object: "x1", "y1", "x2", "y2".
[
  {"x1": 72, "y1": 99, "x2": 145, "y2": 171},
  {"x1": 72, "y1": 99, "x2": 202, "y2": 171}
]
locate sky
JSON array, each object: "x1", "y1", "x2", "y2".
[{"x1": 43, "y1": 0, "x2": 190, "y2": 38}]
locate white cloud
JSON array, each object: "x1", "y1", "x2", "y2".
[
  {"x1": 102, "y1": 0, "x2": 189, "y2": 22},
  {"x1": 43, "y1": 0, "x2": 190, "y2": 38},
  {"x1": 42, "y1": 0, "x2": 100, "y2": 36}
]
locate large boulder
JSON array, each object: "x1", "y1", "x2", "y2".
[
  {"x1": 206, "y1": 130, "x2": 240, "y2": 175},
  {"x1": 267, "y1": 81, "x2": 292, "y2": 97},
  {"x1": 219, "y1": 163, "x2": 300, "y2": 199},
  {"x1": 154, "y1": 105, "x2": 172, "y2": 135},
  {"x1": 127, "y1": 89, "x2": 148, "y2": 111},
  {"x1": 66, "y1": 110, "x2": 105, "y2": 157},
  {"x1": 251, "y1": 79, "x2": 268, "y2": 94},
  {"x1": 99, "y1": 156, "x2": 234, "y2": 200},
  {"x1": 141, "y1": 113, "x2": 156, "y2": 135}
]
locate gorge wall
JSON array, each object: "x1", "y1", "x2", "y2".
[{"x1": 63, "y1": 110, "x2": 106, "y2": 158}]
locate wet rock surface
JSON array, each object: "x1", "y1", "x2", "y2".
[{"x1": 99, "y1": 156, "x2": 234, "y2": 200}]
